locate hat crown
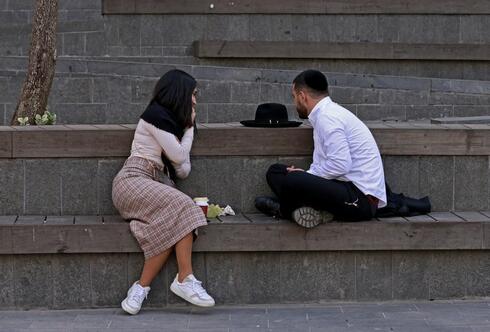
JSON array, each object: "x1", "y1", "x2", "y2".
[{"x1": 255, "y1": 103, "x2": 289, "y2": 123}]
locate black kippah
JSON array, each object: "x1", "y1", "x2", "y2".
[{"x1": 303, "y1": 70, "x2": 328, "y2": 92}]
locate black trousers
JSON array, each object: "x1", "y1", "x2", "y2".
[{"x1": 266, "y1": 163, "x2": 375, "y2": 222}]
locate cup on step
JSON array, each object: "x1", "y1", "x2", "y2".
[{"x1": 193, "y1": 197, "x2": 209, "y2": 216}]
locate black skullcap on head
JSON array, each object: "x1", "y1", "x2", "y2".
[{"x1": 293, "y1": 69, "x2": 328, "y2": 94}]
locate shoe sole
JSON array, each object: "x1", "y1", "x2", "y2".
[
  {"x1": 292, "y1": 207, "x2": 333, "y2": 228},
  {"x1": 121, "y1": 299, "x2": 140, "y2": 315},
  {"x1": 170, "y1": 283, "x2": 215, "y2": 307}
]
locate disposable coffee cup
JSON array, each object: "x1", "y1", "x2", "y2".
[{"x1": 193, "y1": 197, "x2": 209, "y2": 216}]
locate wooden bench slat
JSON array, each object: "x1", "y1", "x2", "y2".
[
  {"x1": 481, "y1": 211, "x2": 490, "y2": 218},
  {"x1": 3, "y1": 124, "x2": 490, "y2": 158},
  {"x1": 194, "y1": 41, "x2": 490, "y2": 60},
  {"x1": 376, "y1": 216, "x2": 407, "y2": 223},
  {"x1": 0, "y1": 213, "x2": 487, "y2": 253},
  {"x1": 428, "y1": 212, "x2": 465, "y2": 222},
  {"x1": 217, "y1": 215, "x2": 251, "y2": 224},
  {"x1": 15, "y1": 216, "x2": 46, "y2": 225},
  {"x1": 103, "y1": 0, "x2": 490, "y2": 14},
  {"x1": 0, "y1": 216, "x2": 17, "y2": 225},
  {"x1": 405, "y1": 215, "x2": 437, "y2": 222},
  {"x1": 74, "y1": 216, "x2": 103, "y2": 224},
  {"x1": 102, "y1": 215, "x2": 126, "y2": 223},
  {"x1": 244, "y1": 213, "x2": 285, "y2": 224},
  {"x1": 45, "y1": 216, "x2": 75, "y2": 225},
  {"x1": 454, "y1": 211, "x2": 490, "y2": 222}
]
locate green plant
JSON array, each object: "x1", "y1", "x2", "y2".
[
  {"x1": 17, "y1": 117, "x2": 29, "y2": 126},
  {"x1": 34, "y1": 110, "x2": 56, "y2": 125}
]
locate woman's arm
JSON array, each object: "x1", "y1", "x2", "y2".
[{"x1": 148, "y1": 124, "x2": 194, "y2": 165}]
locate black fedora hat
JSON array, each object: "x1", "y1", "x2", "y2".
[{"x1": 240, "y1": 103, "x2": 302, "y2": 128}]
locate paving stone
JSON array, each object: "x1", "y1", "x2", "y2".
[
  {"x1": 206, "y1": 157, "x2": 243, "y2": 211},
  {"x1": 329, "y1": 86, "x2": 379, "y2": 105},
  {"x1": 207, "y1": 103, "x2": 256, "y2": 123},
  {"x1": 194, "y1": 80, "x2": 231, "y2": 104},
  {"x1": 53, "y1": 103, "x2": 107, "y2": 124},
  {"x1": 90, "y1": 254, "x2": 128, "y2": 307},
  {"x1": 259, "y1": 83, "x2": 291, "y2": 104},
  {"x1": 140, "y1": 16, "x2": 163, "y2": 47},
  {"x1": 61, "y1": 159, "x2": 98, "y2": 215},
  {"x1": 93, "y1": 77, "x2": 132, "y2": 104},
  {"x1": 0, "y1": 255, "x2": 14, "y2": 308},
  {"x1": 241, "y1": 157, "x2": 278, "y2": 212},
  {"x1": 25, "y1": 159, "x2": 61, "y2": 215},
  {"x1": 392, "y1": 252, "x2": 430, "y2": 300},
  {"x1": 280, "y1": 252, "x2": 356, "y2": 302},
  {"x1": 406, "y1": 105, "x2": 454, "y2": 120},
  {"x1": 454, "y1": 157, "x2": 489, "y2": 211},
  {"x1": 419, "y1": 157, "x2": 454, "y2": 211},
  {"x1": 465, "y1": 252, "x2": 490, "y2": 297},
  {"x1": 50, "y1": 77, "x2": 91, "y2": 103},
  {"x1": 13, "y1": 255, "x2": 54, "y2": 308},
  {"x1": 162, "y1": 15, "x2": 206, "y2": 45},
  {"x1": 356, "y1": 105, "x2": 406, "y2": 121},
  {"x1": 429, "y1": 252, "x2": 467, "y2": 299},
  {"x1": 205, "y1": 252, "x2": 281, "y2": 304},
  {"x1": 85, "y1": 31, "x2": 108, "y2": 56},
  {"x1": 193, "y1": 66, "x2": 262, "y2": 83},
  {"x1": 0, "y1": 160, "x2": 23, "y2": 215},
  {"x1": 175, "y1": 157, "x2": 208, "y2": 201},
  {"x1": 206, "y1": 15, "x2": 249, "y2": 41},
  {"x1": 62, "y1": 32, "x2": 84, "y2": 56},
  {"x1": 230, "y1": 82, "x2": 261, "y2": 104},
  {"x1": 250, "y1": 15, "x2": 293, "y2": 42},
  {"x1": 105, "y1": 103, "x2": 143, "y2": 124},
  {"x1": 382, "y1": 156, "x2": 420, "y2": 198},
  {"x1": 355, "y1": 252, "x2": 392, "y2": 301},
  {"x1": 97, "y1": 159, "x2": 125, "y2": 215},
  {"x1": 53, "y1": 255, "x2": 91, "y2": 309}
]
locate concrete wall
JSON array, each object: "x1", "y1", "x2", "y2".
[
  {"x1": 1, "y1": 250, "x2": 489, "y2": 309},
  {"x1": 0, "y1": 0, "x2": 489, "y2": 124},
  {"x1": 0, "y1": 155, "x2": 488, "y2": 216},
  {"x1": 1, "y1": 60, "x2": 489, "y2": 125}
]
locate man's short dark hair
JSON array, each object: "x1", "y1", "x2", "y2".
[{"x1": 293, "y1": 70, "x2": 329, "y2": 96}]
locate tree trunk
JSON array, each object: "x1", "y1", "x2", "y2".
[{"x1": 11, "y1": 0, "x2": 58, "y2": 125}]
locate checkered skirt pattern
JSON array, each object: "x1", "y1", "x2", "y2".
[{"x1": 112, "y1": 156, "x2": 207, "y2": 259}]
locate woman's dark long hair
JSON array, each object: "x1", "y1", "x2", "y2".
[{"x1": 151, "y1": 69, "x2": 196, "y2": 128}]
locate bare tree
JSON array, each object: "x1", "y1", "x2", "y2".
[{"x1": 11, "y1": 0, "x2": 58, "y2": 125}]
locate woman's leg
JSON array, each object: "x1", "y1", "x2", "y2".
[
  {"x1": 175, "y1": 232, "x2": 194, "y2": 282},
  {"x1": 139, "y1": 247, "x2": 173, "y2": 287}
]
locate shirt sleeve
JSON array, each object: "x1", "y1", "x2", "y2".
[
  {"x1": 147, "y1": 124, "x2": 194, "y2": 167},
  {"x1": 316, "y1": 118, "x2": 352, "y2": 179}
]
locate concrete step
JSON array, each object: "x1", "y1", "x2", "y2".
[
  {"x1": 0, "y1": 123, "x2": 489, "y2": 215},
  {"x1": 1, "y1": 213, "x2": 490, "y2": 308},
  {"x1": 1, "y1": 58, "x2": 489, "y2": 124}
]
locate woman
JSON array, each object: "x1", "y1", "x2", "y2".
[{"x1": 112, "y1": 69, "x2": 214, "y2": 315}]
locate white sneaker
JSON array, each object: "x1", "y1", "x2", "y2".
[
  {"x1": 121, "y1": 281, "x2": 150, "y2": 315},
  {"x1": 170, "y1": 274, "x2": 215, "y2": 307},
  {"x1": 292, "y1": 206, "x2": 334, "y2": 228}
]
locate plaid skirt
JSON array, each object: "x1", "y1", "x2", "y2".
[{"x1": 112, "y1": 156, "x2": 207, "y2": 259}]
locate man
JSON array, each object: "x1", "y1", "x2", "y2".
[{"x1": 256, "y1": 70, "x2": 386, "y2": 228}]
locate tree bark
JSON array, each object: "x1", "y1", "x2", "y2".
[{"x1": 11, "y1": 0, "x2": 58, "y2": 125}]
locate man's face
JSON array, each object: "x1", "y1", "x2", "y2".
[{"x1": 292, "y1": 85, "x2": 309, "y2": 119}]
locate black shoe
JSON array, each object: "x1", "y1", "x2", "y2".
[{"x1": 254, "y1": 196, "x2": 281, "y2": 217}]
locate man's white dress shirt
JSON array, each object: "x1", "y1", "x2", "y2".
[{"x1": 307, "y1": 97, "x2": 387, "y2": 208}]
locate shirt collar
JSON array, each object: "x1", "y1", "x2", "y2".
[{"x1": 308, "y1": 96, "x2": 332, "y2": 126}]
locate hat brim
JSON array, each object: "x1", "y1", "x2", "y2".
[{"x1": 240, "y1": 120, "x2": 302, "y2": 128}]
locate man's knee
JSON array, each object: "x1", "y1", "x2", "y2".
[{"x1": 266, "y1": 163, "x2": 286, "y2": 179}]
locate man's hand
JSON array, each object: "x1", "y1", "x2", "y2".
[{"x1": 287, "y1": 165, "x2": 305, "y2": 172}]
